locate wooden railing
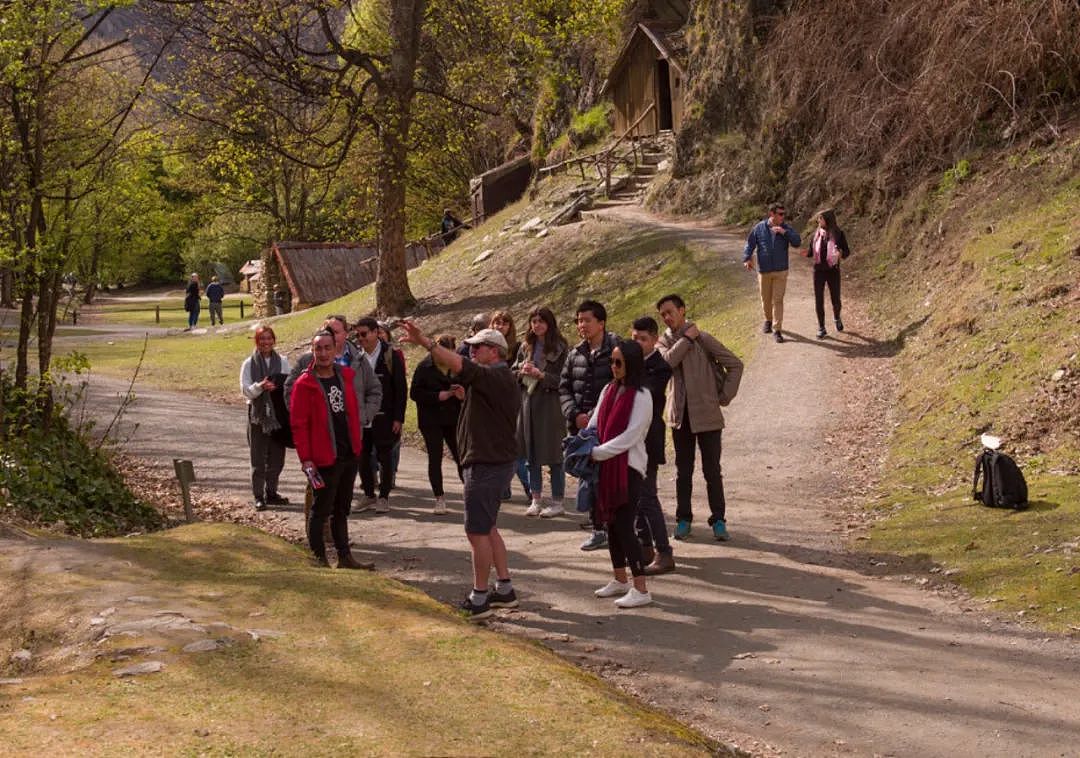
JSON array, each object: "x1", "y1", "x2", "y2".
[{"x1": 536, "y1": 102, "x2": 656, "y2": 197}]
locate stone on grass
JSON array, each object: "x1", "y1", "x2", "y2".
[
  {"x1": 519, "y1": 216, "x2": 543, "y2": 232},
  {"x1": 182, "y1": 639, "x2": 229, "y2": 654},
  {"x1": 1051, "y1": 369, "x2": 1066, "y2": 382},
  {"x1": 113, "y1": 661, "x2": 165, "y2": 677},
  {"x1": 0, "y1": 679, "x2": 24, "y2": 686},
  {"x1": 246, "y1": 629, "x2": 285, "y2": 642},
  {"x1": 536, "y1": 228, "x2": 550, "y2": 238},
  {"x1": 472, "y1": 249, "x2": 495, "y2": 264},
  {"x1": 10, "y1": 650, "x2": 31, "y2": 663}
]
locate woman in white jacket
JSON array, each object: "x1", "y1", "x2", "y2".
[{"x1": 587, "y1": 339, "x2": 654, "y2": 608}]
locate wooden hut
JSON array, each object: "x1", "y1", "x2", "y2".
[
  {"x1": 238, "y1": 259, "x2": 261, "y2": 293},
  {"x1": 601, "y1": 23, "x2": 688, "y2": 138},
  {"x1": 470, "y1": 155, "x2": 533, "y2": 224}
]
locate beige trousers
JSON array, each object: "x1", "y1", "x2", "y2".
[{"x1": 758, "y1": 270, "x2": 789, "y2": 329}]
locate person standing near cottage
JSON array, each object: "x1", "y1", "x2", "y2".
[
  {"x1": 183, "y1": 273, "x2": 201, "y2": 331},
  {"x1": 399, "y1": 320, "x2": 521, "y2": 622},
  {"x1": 240, "y1": 325, "x2": 291, "y2": 511},
  {"x1": 290, "y1": 329, "x2": 372, "y2": 569},
  {"x1": 801, "y1": 208, "x2": 851, "y2": 339},
  {"x1": 743, "y1": 202, "x2": 801, "y2": 343},
  {"x1": 440, "y1": 209, "x2": 469, "y2": 244},
  {"x1": 656, "y1": 294, "x2": 744, "y2": 542},
  {"x1": 206, "y1": 276, "x2": 225, "y2": 326},
  {"x1": 512, "y1": 307, "x2": 569, "y2": 518}
]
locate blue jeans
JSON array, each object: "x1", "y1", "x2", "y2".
[
  {"x1": 519, "y1": 458, "x2": 565, "y2": 499},
  {"x1": 187, "y1": 304, "x2": 200, "y2": 328}
]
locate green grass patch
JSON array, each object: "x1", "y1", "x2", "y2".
[
  {"x1": 0, "y1": 523, "x2": 718, "y2": 755},
  {"x1": 84, "y1": 294, "x2": 254, "y2": 329}
]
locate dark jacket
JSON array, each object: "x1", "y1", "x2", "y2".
[
  {"x1": 456, "y1": 358, "x2": 520, "y2": 467},
  {"x1": 205, "y1": 282, "x2": 225, "y2": 303},
  {"x1": 804, "y1": 229, "x2": 851, "y2": 271},
  {"x1": 410, "y1": 355, "x2": 461, "y2": 429},
  {"x1": 643, "y1": 350, "x2": 673, "y2": 465},
  {"x1": 558, "y1": 332, "x2": 619, "y2": 433},
  {"x1": 743, "y1": 219, "x2": 802, "y2": 273},
  {"x1": 369, "y1": 340, "x2": 407, "y2": 424},
  {"x1": 289, "y1": 364, "x2": 363, "y2": 468},
  {"x1": 183, "y1": 280, "x2": 200, "y2": 311}
]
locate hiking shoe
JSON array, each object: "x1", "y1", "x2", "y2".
[
  {"x1": 540, "y1": 502, "x2": 565, "y2": 518},
  {"x1": 337, "y1": 552, "x2": 375, "y2": 570},
  {"x1": 433, "y1": 496, "x2": 448, "y2": 515},
  {"x1": 489, "y1": 588, "x2": 519, "y2": 608},
  {"x1": 354, "y1": 494, "x2": 377, "y2": 513},
  {"x1": 460, "y1": 596, "x2": 492, "y2": 621},
  {"x1": 673, "y1": 520, "x2": 691, "y2": 540},
  {"x1": 525, "y1": 500, "x2": 543, "y2": 517},
  {"x1": 614, "y1": 587, "x2": 653, "y2": 608},
  {"x1": 774, "y1": 331, "x2": 785, "y2": 343},
  {"x1": 580, "y1": 530, "x2": 608, "y2": 551},
  {"x1": 644, "y1": 552, "x2": 676, "y2": 576},
  {"x1": 835, "y1": 318, "x2": 844, "y2": 332},
  {"x1": 816, "y1": 327, "x2": 827, "y2": 339},
  {"x1": 375, "y1": 498, "x2": 390, "y2": 513},
  {"x1": 762, "y1": 320, "x2": 773, "y2": 334},
  {"x1": 253, "y1": 499, "x2": 267, "y2": 512},
  {"x1": 265, "y1": 492, "x2": 289, "y2": 506},
  {"x1": 594, "y1": 579, "x2": 630, "y2": 598},
  {"x1": 712, "y1": 521, "x2": 731, "y2": 541}
]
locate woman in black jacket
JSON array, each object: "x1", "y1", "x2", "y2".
[
  {"x1": 409, "y1": 334, "x2": 463, "y2": 514},
  {"x1": 802, "y1": 208, "x2": 851, "y2": 339}
]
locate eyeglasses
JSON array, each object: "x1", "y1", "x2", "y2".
[
  {"x1": 775, "y1": 210, "x2": 786, "y2": 217},
  {"x1": 355, "y1": 331, "x2": 370, "y2": 339},
  {"x1": 611, "y1": 358, "x2": 624, "y2": 367}
]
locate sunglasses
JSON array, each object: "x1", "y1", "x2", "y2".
[
  {"x1": 355, "y1": 330, "x2": 371, "y2": 338},
  {"x1": 611, "y1": 358, "x2": 624, "y2": 367}
]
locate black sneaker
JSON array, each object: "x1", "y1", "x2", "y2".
[
  {"x1": 265, "y1": 492, "x2": 290, "y2": 506},
  {"x1": 835, "y1": 318, "x2": 844, "y2": 332},
  {"x1": 774, "y1": 331, "x2": 785, "y2": 343},
  {"x1": 816, "y1": 327, "x2": 827, "y2": 339},
  {"x1": 762, "y1": 320, "x2": 773, "y2": 334},
  {"x1": 253, "y1": 499, "x2": 267, "y2": 511},
  {"x1": 460, "y1": 596, "x2": 493, "y2": 621},
  {"x1": 489, "y1": 588, "x2": 519, "y2": 608}
]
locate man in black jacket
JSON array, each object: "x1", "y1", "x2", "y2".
[
  {"x1": 559, "y1": 300, "x2": 618, "y2": 551},
  {"x1": 631, "y1": 317, "x2": 676, "y2": 574},
  {"x1": 355, "y1": 317, "x2": 407, "y2": 512}
]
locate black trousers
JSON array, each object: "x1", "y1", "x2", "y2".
[
  {"x1": 247, "y1": 423, "x2": 285, "y2": 500},
  {"x1": 606, "y1": 469, "x2": 645, "y2": 577},
  {"x1": 359, "y1": 416, "x2": 397, "y2": 499},
  {"x1": 419, "y1": 423, "x2": 462, "y2": 497},
  {"x1": 308, "y1": 456, "x2": 358, "y2": 559},
  {"x1": 672, "y1": 409, "x2": 726, "y2": 525},
  {"x1": 634, "y1": 460, "x2": 672, "y2": 554},
  {"x1": 813, "y1": 266, "x2": 842, "y2": 328}
]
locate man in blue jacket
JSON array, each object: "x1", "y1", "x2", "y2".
[{"x1": 743, "y1": 202, "x2": 801, "y2": 343}]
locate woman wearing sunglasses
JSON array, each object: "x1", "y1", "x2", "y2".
[{"x1": 587, "y1": 339, "x2": 654, "y2": 608}]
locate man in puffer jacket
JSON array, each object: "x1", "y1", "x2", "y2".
[
  {"x1": 559, "y1": 300, "x2": 619, "y2": 551},
  {"x1": 743, "y1": 202, "x2": 801, "y2": 343},
  {"x1": 290, "y1": 329, "x2": 372, "y2": 570}
]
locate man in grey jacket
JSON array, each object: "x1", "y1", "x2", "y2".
[
  {"x1": 743, "y1": 202, "x2": 801, "y2": 343},
  {"x1": 656, "y1": 294, "x2": 744, "y2": 542}
]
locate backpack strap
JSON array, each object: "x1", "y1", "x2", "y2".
[{"x1": 972, "y1": 451, "x2": 985, "y2": 500}]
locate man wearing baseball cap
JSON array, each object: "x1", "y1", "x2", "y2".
[{"x1": 399, "y1": 321, "x2": 521, "y2": 621}]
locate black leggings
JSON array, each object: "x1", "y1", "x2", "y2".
[
  {"x1": 308, "y1": 456, "x2": 358, "y2": 559},
  {"x1": 606, "y1": 469, "x2": 645, "y2": 577},
  {"x1": 419, "y1": 423, "x2": 462, "y2": 497},
  {"x1": 813, "y1": 266, "x2": 842, "y2": 328}
]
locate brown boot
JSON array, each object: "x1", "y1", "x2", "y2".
[
  {"x1": 640, "y1": 544, "x2": 656, "y2": 566},
  {"x1": 336, "y1": 552, "x2": 375, "y2": 570},
  {"x1": 643, "y1": 551, "x2": 676, "y2": 576}
]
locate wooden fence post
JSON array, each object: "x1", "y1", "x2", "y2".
[
  {"x1": 155, "y1": 305, "x2": 160, "y2": 324},
  {"x1": 240, "y1": 300, "x2": 245, "y2": 319}
]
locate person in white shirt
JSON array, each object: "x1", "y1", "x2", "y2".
[
  {"x1": 240, "y1": 325, "x2": 291, "y2": 510},
  {"x1": 587, "y1": 339, "x2": 654, "y2": 608}
]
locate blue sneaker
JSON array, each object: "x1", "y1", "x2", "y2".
[
  {"x1": 712, "y1": 521, "x2": 731, "y2": 541},
  {"x1": 673, "y1": 520, "x2": 691, "y2": 540}
]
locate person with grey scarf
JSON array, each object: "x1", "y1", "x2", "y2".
[{"x1": 241, "y1": 325, "x2": 291, "y2": 510}]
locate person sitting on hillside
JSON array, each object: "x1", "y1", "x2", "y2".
[
  {"x1": 800, "y1": 208, "x2": 851, "y2": 339},
  {"x1": 206, "y1": 276, "x2": 225, "y2": 326},
  {"x1": 440, "y1": 209, "x2": 469, "y2": 244}
]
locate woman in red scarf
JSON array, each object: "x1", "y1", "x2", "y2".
[{"x1": 588, "y1": 339, "x2": 655, "y2": 608}]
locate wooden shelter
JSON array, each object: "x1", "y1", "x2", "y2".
[
  {"x1": 602, "y1": 23, "x2": 688, "y2": 138},
  {"x1": 238, "y1": 259, "x2": 260, "y2": 293},
  {"x1": 470, "y1": 155, "x2": 533, "y2": 224}
]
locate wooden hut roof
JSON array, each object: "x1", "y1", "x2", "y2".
[
  {"x1": 271, "y1": 242, "x2": 378, "y2": 306},
  {"x1": 239, "y1": 259, "x2": 261, "y2": 276},
  {"x1": 600, "y1": 23, "x2": 688, "y2": 97}
]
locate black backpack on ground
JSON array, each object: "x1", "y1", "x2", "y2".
[{"x1": 972, "y1": 448, "x2": 1028, "y2": 510}]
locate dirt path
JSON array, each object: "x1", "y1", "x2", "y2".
[{"x1": 82, "y1": 209, "x2": 1080, "y2": 757}]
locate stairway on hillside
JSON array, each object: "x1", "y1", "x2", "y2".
[{"x1": 606, "y1": 131, "x2": 674, "y2": 204}]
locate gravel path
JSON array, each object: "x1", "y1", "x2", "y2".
[{"x1": 82, "y1": 209, "x2": 1080, "y2": 757}]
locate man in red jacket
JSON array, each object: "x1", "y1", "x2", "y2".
[{"x1": 290, "y1": 330, "x2": 372, "y2": 569}]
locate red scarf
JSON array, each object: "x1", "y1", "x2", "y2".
[{"x1": 595, "y1": 381, "x2": 636, "y2": 525}]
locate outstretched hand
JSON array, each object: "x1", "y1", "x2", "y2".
[{"x1": 398, "y1": 319, "x2": 427, "y2": 348}]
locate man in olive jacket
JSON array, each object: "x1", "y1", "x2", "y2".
[{"x1": 656, "y1": 294, "x2": 744, "y2": 542}]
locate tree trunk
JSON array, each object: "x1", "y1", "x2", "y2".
[
  {"x1": 14, "y1": 275, "x2": 35, "y2": 390},
  {"x1": 83, "y1": 231, "x2": 103, "y2": 305},
  {"x1": 373, "y1": 0, "x2": 425, "y2": 316},
  {"x1": 0, "y1": 269, "x2": 13, "y2": 309}
]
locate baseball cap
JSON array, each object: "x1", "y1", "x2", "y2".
[{"x1": 463, "y1": 328, "x2": 508, "y2": 351}]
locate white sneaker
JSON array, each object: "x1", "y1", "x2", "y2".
[
  {"x1": 354, "y1": 494, "x2": 377, "y2": 512},
  {"x1": 375, "y1": 498, "x2": 390, "y2": 514},
  {"x1": 524, "y1": 500, "x2": 543, "y2": 517},
  {"x1": 539, "y1": 501, "x2": 564, "y2": 518},
  {"x1": 614, "y1": 587, "x2": 652, "y2": 608},
  {"x1": 433, "y1": 496, "x2": 447, "y2": 515},
  {"x1": 594, "y1": 579, "x2": 630, "y2": 598}
]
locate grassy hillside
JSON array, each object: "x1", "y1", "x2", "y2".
[{"x1": 0, "y1": 523, "x2": 718, "y2": 755}]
